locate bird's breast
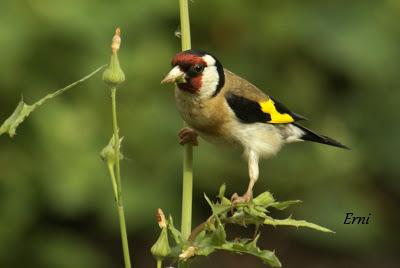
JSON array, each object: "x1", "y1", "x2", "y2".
[{"x1": 174, "y1": 88, "x2": 227, "y2": 137}]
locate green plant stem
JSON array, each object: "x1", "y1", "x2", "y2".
[
  {"x1": 107, "y1": 163, "x2": 118, "y2": 200},
  {"x1": 157, "y1": 260, "x2": 162, "y2": 268},
  {"x1": 179, "y1": 0, "x2": 191, "y2": 51},
  {"x1": 179, "y1": 0, "x2": 193, "y2": 241},
  {"x1": 110, "y1": 86, "x2": 132, "y2": 268},
  {"x1": 178, "y1": 1, "x2": 192, "y2": 268},
  {"x1": 181, "y1": 144, "x2": 193, "y2": 240},
  {"x1": 111, "y1": 87, "x2": 122, "y2": 199}
]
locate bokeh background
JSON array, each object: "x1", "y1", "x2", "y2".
[{"x1": 1, "y1": 1, "x2": 399, "y2": 267}]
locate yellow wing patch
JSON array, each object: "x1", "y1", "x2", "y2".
[{"x1": 259, "y1": 99, "x2": 294, "y2": 123}]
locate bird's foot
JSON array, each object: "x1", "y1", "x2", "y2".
[
  {"x1": 231, "y1": 191, "x2": 253, "y2": 206},
  {"x1": 178, "y1": 127, "x2": 198, "y2": 146}
]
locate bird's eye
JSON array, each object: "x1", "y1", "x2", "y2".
[{"x1": 193, "y1": 64, "x2": 204, "y2": 73}]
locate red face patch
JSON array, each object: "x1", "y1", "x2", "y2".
[
  {"x1": 171, "y1": 52, "x2": 207, "y2": 67},
  {"x1": 172, "y1": 52, "x2": 207, "y2": 93},
  {"x1": 177, "y1": 75, "x2": 202, "y2": 93}
]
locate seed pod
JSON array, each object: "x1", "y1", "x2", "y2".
[{"x1": 103, "y1": 28, "x2": 125, "y2": 86}]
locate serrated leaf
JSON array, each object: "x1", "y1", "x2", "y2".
[
  {"x1": 220, "y1": 196, "x2": 232, "y2": 206},
  {"x1": 253, "y1": 191, "x2": 275, "y2": 206},
  {"x1": 211, "y1": 223, "x2": 226, "y2": 246},
  {"x1": 168, "y1": 215, "x2": 183, "y2": 244},
  {"x1": 196, "y1": 245, "x2": 215, "y2": 256},
  {"x1": 268, "y1": 200, "x2": 302, "y2": 210},
  {"x1": 247, "y1": 206, "x2": 268, "y2": 219},
  {"x1": 0, "y1": 100, "x2": 34, "y2": 137},
  {"x1": 204, "y1": 193, "x2": 231, "y2": 216},
  {"x1": 204, "y1": 194, "x2": 213, "y2": 209},
  {"x1": 263, "y1": 217, "x2": 334, "y2": 233},
  {"x1": 218, "y1": 183, "x2": 226, "y2": 199},
  {"x1": 218, "y1": 239, "x2": 282, "y2": 267},
  {"x1": 228, "y1": 210, "x2": 265, "y2": 226},
  {"x1": 0, "y1": 65, "x2": 105, "y2": 138}
]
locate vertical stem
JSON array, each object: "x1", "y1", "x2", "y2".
[
  {"x1": 179, "y1": 1, "x2": 192, "y2": 268},
  {"x1": 179, "y1": 0, "x2": 191, "y2": 51},
  {"x1": 111, "y1": 87, "x2": 122, "y2": 199},
  {"x1": 118, "y1": 205, "x2": 131, "y2": 268},
  {"x1": 107, "y1": 163, "x2": 119, "y2": 201},
  {"x1": 111, "y1": 87, "x2": 132, "y2": 268},
  {"x1": 181, "y1": 145, "x2": 193, "y2": 239},
  {"x1": 178, "y1": 0, "x2": 193, "y2": 239}
]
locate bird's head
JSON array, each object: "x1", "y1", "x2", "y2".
[{"x1": 161, "y1": 49, "x2": 225, "y2": 98}]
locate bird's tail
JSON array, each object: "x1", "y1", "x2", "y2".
[{"x1": 293, "y1": 123, "x2": 350, "y2": 149}]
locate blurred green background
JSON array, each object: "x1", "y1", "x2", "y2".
[{"x1": 1, "y1": 0, "x2": 399, "y2": 267}]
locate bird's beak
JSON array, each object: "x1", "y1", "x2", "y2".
[{"x1": 161, "y1": 66, "x2": 186, "y2": 84}]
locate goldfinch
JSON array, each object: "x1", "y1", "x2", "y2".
[{"x1": 161, "y1": 49, "x2": 349, "y2": 203}]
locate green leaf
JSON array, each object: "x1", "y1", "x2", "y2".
[
  {"x1": 168, "y1": 215, "x2": 183, "y2": 244},
  {"x1": 268, "y1": 200, "x2": 302, "y2": 210},
  {"x1": 218, "y1": 237, "x2": 282, "y2": 267},
  {"x1": 196, "y1": 245, "x2": 215, "y2": 256},
  {"x1": 0, "y1": 100, "x2": 34, "y2": 137},
  {"x1": 229, "y1": 209, "x2": 266, "y2": 226},
  {"x1": 253, "y1": 191, "x2": 275, "y2": 206},
  {"x1": 204, "y1": 194, "x2": 213, "y2": 210},
  {"x1": 193, "y1": 231, "x2": 215, "y2": 257},
  {"x1": 263, "y1": 216, "x2": 334, "y2": 233},
  {"x1": 218, "y1": 183, "x2": 226, "y2": 199},
  {"x1": 0, "y1": 65, "x2": 105, "y2": 138},
  {"x1": 247, "y1": 206, "x2": 268, "y2": 219},
  {"x1": 211, "y1": 223, "x2": 226, "y2": 246},
  {"x1": 204, "y1": 193, "x2": 231, "y2": 216}
]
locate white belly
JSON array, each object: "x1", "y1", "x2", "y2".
[{"x1": 227, "y1": 121, "x2": 284, "y2": 158}]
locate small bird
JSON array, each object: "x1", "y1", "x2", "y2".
[{"x1": 161, "y1": 49, "x2": 349, "y2": 203}]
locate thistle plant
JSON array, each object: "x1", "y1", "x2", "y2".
[
  {"x1": 0, "y1": 27, "x2": 133, "y2": 268},
  {"x1": 101, "y1": 27, "x2": 132, "y2": 268},
  {"x1": 151, "y1": 1, "x2": 334, "y2": 267},
  {"x1": 153, "y1": 185, "x2": 333, "y2": 267}
]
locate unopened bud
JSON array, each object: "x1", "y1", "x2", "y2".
[
  {"x1": 103, "y1": 27, "x2": 125, "y2": 86},
  {"x1": 151, "y1": 228, "x2": 171, "y2": 260},
  {"x1": 111, "y1": 28, "x2": 121, "y2": 53},
  {"x1": 157, "y1": 208, "x2": 167, "y2": 229},
  {"x1": 100, "y1": 135, "x2": 124, "y2": 165}
]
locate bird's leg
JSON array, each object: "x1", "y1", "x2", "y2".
[
  {"x1": 231, "y1": 150, "x2": 259, "y2": 205},
  {"x1": 178, "y1": 127, "x2": 198, "y2": 146}
]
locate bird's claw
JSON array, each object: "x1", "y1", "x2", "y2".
[
  {"x1": 231, "y1": 191, "x2": 253, "y2": 206},
  {"x1": 178, "y1": 127, "x2": 198, "y2": 146}
]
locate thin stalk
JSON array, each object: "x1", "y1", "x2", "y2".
[
  {"x1": 157, "y1": 260, "x2": 162, "y2": 268},
  {"x1": 181, "y1": 145, "x2": 193, "y2": 239},
  {"x1": 179, "y1": 0, "x2": 191, "y2": 51},
  {"x1": 110, "y1": 86, "x2": 132, "y2": 268},
  {"x1": 111, "y1": 87, "x2": 122, "y2": 199},
  {"x1": 178, "y1": 0, "x2": 193, "y2": 240},
  {"x1": 107, "y1": 163, "x2": 118, "y2": 200},
  {"x1": 178, "y1": 1, "x2": 193, "y2": 268}
]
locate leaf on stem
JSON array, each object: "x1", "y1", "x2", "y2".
[
  {"x1": 100, "y1": 135, "x2": 124, "y2": 165},
  {"x1": 0, "y1": 99, "x2": 34, "y2": 137},
  {"x1": 168, "y1": 215, "x2": 183, "y2": 244},
  {"x1": 218, "y1": 235, "x2": 282, "y2": 268},
  {"x1": 0, "y1": 65, "x2": 106, "y2": 138},
  {"x1": 263, "y1": 216, "x2": 334, "y2": 233}
]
